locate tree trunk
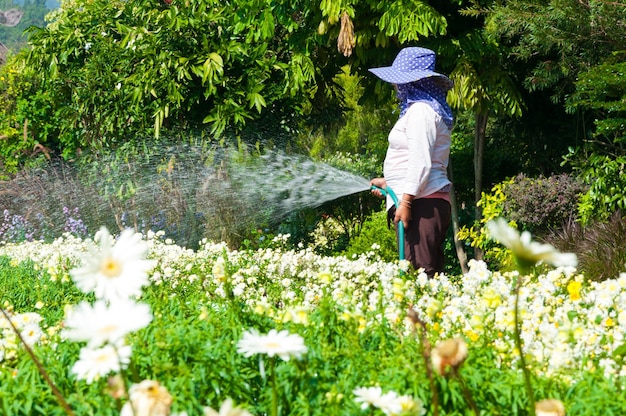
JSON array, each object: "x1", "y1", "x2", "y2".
[
  {"x1": 473, "y1": 111, "x2": 489, "y2": 260},
  {"x1": 447, "y1": 160, "x2": 468, "y2": 274}
]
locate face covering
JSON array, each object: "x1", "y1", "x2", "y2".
[{"x1": 395, "y1": 78, "x2": 454, "y2": 130}]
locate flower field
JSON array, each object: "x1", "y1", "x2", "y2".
[{"x1": 0, "y1": 226, "x2": 625, "y2": 415}]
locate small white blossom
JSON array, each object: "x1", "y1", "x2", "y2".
[
  {"x1": 71, "y1": 343, "x2": 131, "y2": 384},
  {"x1": 236, "y1": 329, "x2": 307, "y2": 361}
]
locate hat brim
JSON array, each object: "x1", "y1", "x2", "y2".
[{"x1": 369, "y1": 67, "x2": 453, "y2": 90}]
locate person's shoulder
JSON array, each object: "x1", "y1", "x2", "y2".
[{"x1": 406, "y1": 102, "x2": 437, "y2": 119}]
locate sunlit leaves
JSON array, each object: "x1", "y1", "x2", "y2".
[
  {"x1": 198, "y1": 52, "x2": 224, "y2": 85},
  {"x1": 319, "y1": 0, "x2": 343, "y2": 24},
  {"x1": 9, "y1": 0, "x2": 325, "y2": 150},
  {"x1": 378, "y1": 0, "x2": 447, "y2": 41}
]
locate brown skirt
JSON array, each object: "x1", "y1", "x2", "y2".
[{"x1": 388, "y1": 197, "x2": 451, "y2": 278}]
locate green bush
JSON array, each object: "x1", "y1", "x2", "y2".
[
  {"x1": 574, "y1": 154, "x2": 626, "y2": 225},
  {"x1": 343, "y1": 207, "x2": 399, "y2": 263},
  {"x1": 461, "y1": 174, "x2": 587, "y2": 271}
]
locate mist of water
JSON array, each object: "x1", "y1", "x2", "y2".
[
  {"x1": 227, "y1": 151, "x2": 371, "y2": 214},
  {"x1": 0, "y1": 142, "x2": 372, "y2": 248}
]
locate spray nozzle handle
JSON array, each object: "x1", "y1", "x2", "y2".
[
  {"x1": 370, "y1": 184, "x2": 386, "y2": 195},
  {"x1": 369, "y1": 184, "x2": 404, "y2": 261}
]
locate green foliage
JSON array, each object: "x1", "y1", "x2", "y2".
[
  {"x1": 317, "y1": 0, "x2": 447, "y2": 49},
  {"x1": 322, "y1": 152, "x2": 382, "y2": 183},
  {"x1": 306, "y1": 67, "x2": 395, "y2": 164},
  {"x1": 567, "y1": 59, "x2": 626, "y2": 151},
  {"x1": 2, "y1": 0, "x2": 333, "y2": 161},
  {"x1": 457, "y1": 179, "x2": 513, "y2": 267},
  {"x1": 343, "y1": 207, "x2": 399, "y2": 263},
  {"x1": 1, "y1": 0, "x2": 461, "y2": 169},
  {"x1": 0, "y1": 256, "x2": 84, "y2": 321},
  {"x1": 572, "y1": 154, "x2": 626, "y2": 225},
  {"x1": 445, "y1": 30, "x2": 524, "y2": 118},
  {"x1": 487, "y1": 0, "x2": 626, "y2": 103},
  {"x1": 0, "y1": 55, "x2": 57, "y2": 174}
]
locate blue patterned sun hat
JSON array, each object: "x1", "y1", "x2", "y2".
[{"x1": 369, "y1": 47, "x2": 453, "y2": 90}]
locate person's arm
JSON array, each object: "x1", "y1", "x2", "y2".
[{"x1": 394, "y1": 192, "x2": 414, "y2": 228}]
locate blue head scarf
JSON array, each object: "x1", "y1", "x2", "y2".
[{"x1": 396, "y1": 78, "x2": 454, "y2": 130}]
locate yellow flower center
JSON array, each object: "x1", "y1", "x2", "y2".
[
  {"x1": 100, "y1": 324, "x2": 118, "y2": 335},
  {"x1": 101, "y1": 258, "x2": 122, "y2": 278},
  {"x1": 96, "y1": 352, "x2": 110, "y2": 362}
]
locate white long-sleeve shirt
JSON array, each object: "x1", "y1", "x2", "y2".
[{"x1": 383, "y1": 102, "x2": 451, "y2": 210}]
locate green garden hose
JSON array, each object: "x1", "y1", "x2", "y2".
[{"x1": 370, "y1": 185, "x2": 405, "y2": 261}]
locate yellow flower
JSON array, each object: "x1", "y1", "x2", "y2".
[
  {"x1": 567, "y1": 281, "x2": 582, "y2": 301},
  {"x1": 318, "y1": 271, "x2": 332, "y2": 284},
  {"x1": 605, "y1": 317, "x2": 615, "y2": 327},
  {"x1": 357, "y1": 317, "x2": 367, "y2": 333},
  {"x1": 483, "y1": 287, "x2": 501, "y2": 307},
  {"x1": 465, "y1": 330, "x2": 480, "y2": 342},
  {"x1": 282, "y1": 307, "x2": 309, "y2": 326}
]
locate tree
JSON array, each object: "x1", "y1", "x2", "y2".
[
  {"x1": 486, "y1": 0, "x2": 626, "y2": 224},
  {"x1": 1, "y1": 0, "x2": 457, "y2": 164},
  {"x1": 442, "y1": 28, "x2": 524, "y2": 264}
]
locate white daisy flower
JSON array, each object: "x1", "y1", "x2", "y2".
[
  {"x1": 486, "y1": 218, "x2": 578, "y2": 270},
  {"x1": 62, "y1": 299, "x2": 152, "y2": 347},
  {"x1": 353, "y1": 386, "x2": 402, "y2": 415},
  {"x1": 19, "y1": 324, "x2": 43, "y2": 348},
  {"x1": 71, "y1": 343, "x2": 131, "y2": 384},
  {"x1": 70, "y1": 227, "x2": 156, "y2": 302},
  {"x1": 353, "y1": 386, "x2": 385, "y2": 411},
  {"x1": 236, "y1": 329, "x2": 307, "y2": 361}
]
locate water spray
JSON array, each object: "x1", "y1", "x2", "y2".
[{"x1": 370, "y1": 185, "x2": 405, "y2": 261}]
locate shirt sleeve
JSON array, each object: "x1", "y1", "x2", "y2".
[{"x1": 403, "y1": 102, "x2": 438, "y2": 197}]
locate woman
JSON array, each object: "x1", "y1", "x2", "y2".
[{"x1": 369, "y1": 47, "x2": 454, "y2": 278}]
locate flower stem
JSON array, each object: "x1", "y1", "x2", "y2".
[
  {"x1": 513, "y1": 276, "x2": 536, "y2": 415},
  {"x1": 451, "y1": 367, "x2": 479, "y2": 416},
  {"x1": 407, "y1": 307, "x2": 439, "y2": 416},
  {"x1": 270, "y1": 357, "x2": 278, "y2": 416},
  {"x1": 1, "y1": 308, "x2": 75, "y2": 416}
]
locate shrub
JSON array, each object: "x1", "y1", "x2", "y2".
[
  {"x1": 502, "y1": 173, "x2": 588, "y2": 237},
  {"x1": 457, "y1": 180, "x2": 512, "y2": 268},
  {"x1": 460, "y1": 174, "x2": 588, "y2": 271},
  {"x1": 343, "y1": 207, "x2": 399, "y2": 263},
  {"x1": 546, "y1": 211, "x2": 626, "y2": 281}
]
